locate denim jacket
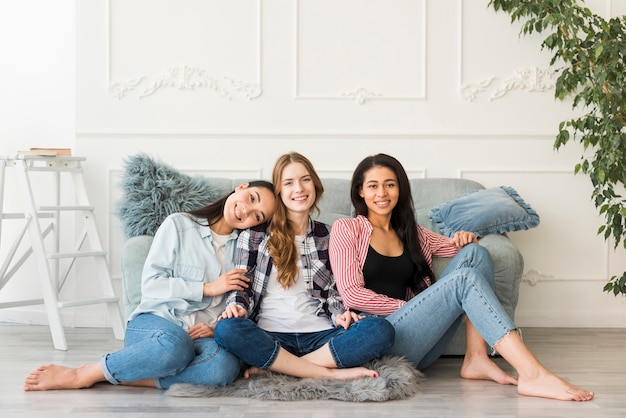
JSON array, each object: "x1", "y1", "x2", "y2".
[{"x1": 129, "y1": 213, "x2": 239, "y2": 329}]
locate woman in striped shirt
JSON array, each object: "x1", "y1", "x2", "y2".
[{"x1": 329, "y1": 153, "x2": 593, "y2": 401}]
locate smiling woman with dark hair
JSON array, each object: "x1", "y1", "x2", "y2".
[
  {"x1": 24, "y1": 181, "x2": 276, "y2": 391},
  {"x1": 330, "y1": 153, "x2": 594, "y2": 402}
]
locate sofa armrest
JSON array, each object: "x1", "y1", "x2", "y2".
[
  {"x1": 478, "y1": 233, "x2": 524, "y2": 320},
  {"x1": 120, "y1": 235, "x2": 154, "y2": 320}
]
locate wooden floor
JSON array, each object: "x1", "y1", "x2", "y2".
[{"x1": 2, "y1": 323, "x2": 625, "y2": 417}]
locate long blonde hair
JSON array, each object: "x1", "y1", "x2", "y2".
[{"x1": 268, "y1": 152, "x2": 324, "y2": 288}]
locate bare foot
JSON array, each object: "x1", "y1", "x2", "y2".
[
  {"x1": 461, "y1": 354, "x2": 518, "y2": 385},
  {"x1": 23, "y1": 363, "x2": 104, "y2": 391},
  {"x1": 328, "y1": 366, "x2": 379, "y2": 380},
  {"x1": 517, "y1": 371, "x2": 594, "y2": 401},
  {"x1": 243, "y1": 367, "x2": 268, "y2": 379}
]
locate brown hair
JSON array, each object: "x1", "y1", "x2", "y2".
[{"x1": 268, "y1": 152, "x2": 324, "y2": 288}]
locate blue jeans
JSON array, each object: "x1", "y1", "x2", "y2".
[
  {"x1": 386, "y1": 243, "x2": 516, "y2": 370},
  {"x1": 214, "y1": 316, "x2": 394, "y2": 369},
  {"x1": 100, "y1": 313, "x2": 241, "y2": 389}
]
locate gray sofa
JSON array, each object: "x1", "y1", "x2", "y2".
[{"x1": 120, "y1": 177, "x2": 523, "y2": 356}]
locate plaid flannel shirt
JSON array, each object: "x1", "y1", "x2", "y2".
[{"x1": 225, "y1": 218, "x2": 345, "y2": 325}]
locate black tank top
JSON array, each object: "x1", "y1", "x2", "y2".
[{"x1": 362, "y1": 245, "x2": 414, "y2": 300}]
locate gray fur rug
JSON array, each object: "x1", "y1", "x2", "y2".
[{"x1": 166, "y1": 355, "x2": 424, "y2": 402}]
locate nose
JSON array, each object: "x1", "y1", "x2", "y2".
[{"x1": 239, "y1": 203, "x2": 248, "y2": 219}]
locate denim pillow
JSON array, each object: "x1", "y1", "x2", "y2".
[{"x1": 428, "y1": 186, "x2": 540, "y2": 238}]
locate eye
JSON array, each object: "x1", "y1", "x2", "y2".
[
  {"x1": 255, "y1": 213, "x2": 261, "y2": 222},
  {"x1": 250, "y1": 194, "x2": 256, "y2": 203}
]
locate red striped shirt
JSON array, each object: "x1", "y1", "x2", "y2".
[{"x1": 329, "y1": 215, "x2": 459, "y2": 316}]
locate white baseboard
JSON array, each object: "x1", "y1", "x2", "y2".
[{"x1": 515, "y1": 312, "x2": 626, "y2": 328}]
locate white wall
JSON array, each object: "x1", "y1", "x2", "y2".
[
  {"x1": 0, "y1": 0, "x2": 76, "y2": 324},
  {"x1": 1, "y1": 0, "x2": 625, "y2": 329}
]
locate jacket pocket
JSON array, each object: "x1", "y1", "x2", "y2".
[{"x1": 176, "y1": 264, "x2": 205, "y2": 282}]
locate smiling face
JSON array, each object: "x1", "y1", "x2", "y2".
[
  {"x1": 359, "y1": 165, "x2": 399, "y2": 218},
  {"x1": 222, "y1": 183, "x2": 276, "y2": 230},
  {"x1": 278, "y1": 162, "x2": 316, "y2": 215}
]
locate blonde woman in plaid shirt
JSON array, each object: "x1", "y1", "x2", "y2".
[{"x1": 215, "y1": 152, "x2": 394, "y2": 380}]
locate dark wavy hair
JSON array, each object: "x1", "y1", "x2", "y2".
[
  {"x1": 350, "y1": 153, "x2": 434, "y2": 293},
  {"x1": 186, "y1": 180, "x2": 275, "y2": 227}
]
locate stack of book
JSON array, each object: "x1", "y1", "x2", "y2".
[{"x1": 17, "y1": 148, "x2": 72, "y2": 157}]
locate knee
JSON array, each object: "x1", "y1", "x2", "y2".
[
  {"x1": 214, "y1": 317, "x2": 249, "y2": 348},
  {"x1": 157, "y1": 332, "x2": 195, "y2": 370},
  {"x1": 363, "y1": 317, "x2": 395, "y2": 354}
]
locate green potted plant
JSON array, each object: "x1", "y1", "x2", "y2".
[{"x1": 488, "y1": 0, "x2": 626, "y2": 295}]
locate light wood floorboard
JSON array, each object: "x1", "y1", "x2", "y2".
[{"x1": 1, "y1": 323, "x2": 625, "y2": 417}]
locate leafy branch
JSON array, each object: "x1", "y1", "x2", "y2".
[{"x1": 488, "y1": 0, "x2": 626, "y2": 295}]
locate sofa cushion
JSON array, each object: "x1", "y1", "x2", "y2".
[
  {"x1": 115, "y1": 153, "x2": 231, "y2": 238},
  {"x1": 428, "y1": 186, "x2": 540, "y2": 238}
]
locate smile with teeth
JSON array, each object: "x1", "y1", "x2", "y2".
[
  {"x1": 234, "y1": 204, "x2": 242, "y2": 221},
  {"x1": 293, "y1": 195, "x2": 308, "y2": 202},
  {"x1": 375, "y1": 200, "x2": 391, "y2": 207}
]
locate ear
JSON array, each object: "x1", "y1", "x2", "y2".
[
  {"x1": 359, "y1": 188, "x2": 364, "y2": 198},
  {"x1": 235, "y1": 182, "x2": 250, "y2": 191}
]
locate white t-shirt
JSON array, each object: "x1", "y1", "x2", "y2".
[{"x1": 256, "y1": 235, "x2": 333, "y2": 333}]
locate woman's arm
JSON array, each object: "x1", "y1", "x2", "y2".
[
  {"x1": 223, "y1": 227, "x2": 259, "y2": 315},
  {"x1": 329, "y1": 218, "x2": 405, "y2": 316}
]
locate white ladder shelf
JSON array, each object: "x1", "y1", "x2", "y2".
[{"x1": 0, "y1": 155, "x2": 125, "y2": 350}]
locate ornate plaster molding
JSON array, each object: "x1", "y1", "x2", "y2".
[
  {"x1": 109, "y1": 65, "x2": 261, "y2": 100},
  {"x1": 460, "y1": 77, "x2": 494, "y2": 102},
  {"x1": 109, "y1": 77, "x2": 146, "y2": 100},
  {"x1": 461, "y1": 66, "x2": 558, "y2": 102},
  {"x1": 339, "y1": 88, "x2": 383, "y2": 105},
  {"x1": 522, "y1": 268, "x2": 555, "y2": 286},
  {"x1": 490, "y1": 66, "x2": 558, "y2": 101}
]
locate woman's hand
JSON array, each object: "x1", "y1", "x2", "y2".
[
  {"x1": 335, "y1": 310, "x2": 363, "y2": 329},
  {"x1": 219, "y1": 303, "x2": 247, "y2": 320},
  {"x1": 450, "y1": 231, "x2": 478, "y2": 249},
  {"x1": 203, "y1": 268, "x2": 250, "y2": 297},
  {"x1": 450, "y1": 231, "x2": 478, "y2": 248},
  {"x1": 187, "y1": 323, "x2": 214, "y2": 340}
]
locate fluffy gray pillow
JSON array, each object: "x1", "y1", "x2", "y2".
[{"x1": 115, "y1": 153, "x2": 223, "y2": 238}]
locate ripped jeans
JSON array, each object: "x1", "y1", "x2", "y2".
[{"x1": 385, "y1": 243, "x2": 516, "y2": 370}]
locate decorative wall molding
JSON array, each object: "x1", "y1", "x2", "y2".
[
  {"x1": 106, "y1": 0, "x2": 262, "y2": 101},
  {"x1": 109, "y1": 66, "x2": 261, "y2": 100},
  {"x1": 339, "y1": 88, "x2": 383, "y2": 105},
  {"x1": 294, "y1": 0, "x2": 427, "y2": 103},
  {"x1": 457, "y1": 0, "x2": 557, "y2": 102},
  {"x1": 522, "y1": 268, "x2": 555, "y2": 286},
  {"x1": 460, "y1": 77, "x2": 494, "y2": 102},
  {"x1": 77, "y1": 131, "x2": 562, "y2": 140},
  {"x1": 461, "y1": 66, "x2": 558, "y2": 102},
  {"x1": 490, "y1": 66, "x2": 558, "y2": 101}
]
